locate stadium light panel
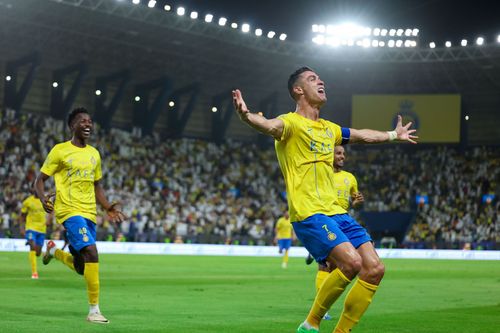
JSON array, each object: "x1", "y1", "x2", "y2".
[
  {"x1": 255, "y1": 29, "x2": 263, "y2": 36},
  {"x1": 231, "y1": 22, "x2": 238, "y2": 29},
  {"x1": 312, "y1": 24, "x2": 319, "y2": 33},
  {"x1": 347, "y1": 39, "x2": 354, "y2": 46},
  {"x1": 411, "y1": 41, "x2": 417, "y2": 47},
  {"x1": 476, "y1": 37, "x2": 484, "y2": 45},
  {"x1": 389, "y1": 29, "x2": 396, "y2": 36},
  {"x1": 169, "y1": 101, "x2": 175, "y2": 107},
  {"x1": 378, "y1": 41, "x2": 385, "y2": 47},
  {"x1": 163, "y1": 4, "x2": 171, "y2": 11},
  {"x1": 497, "y1": 35, "x2": 500, "y2": 43},
  {"x1": 218, "y1": 17, "x2": 227, "y2": 26},
  {"x1": 371, "y1": 39, "x2": 378, "y2": 47},
  {"x1": 362, "y1": 38, "x2": 370, "y2": 48},
  {"x1": 132, "y1": 0, "x2": 140, "y2": 4},
  {"x1": 373, "y1": 28, "x2": 380, "y2": 36},
  {"x1": 5, "y1": 75, "x2": 11, "y2": 81},
  {"x1": 211, "y1": 106, "x2": 218, "y2": 113},
  {"x1": 52, "y1": 82, "x2": 58, "y2": 88},
  {"x1": 405, "y1": 29, "x2": 412, "y2": 36},
  {"x1": 267, "y1": 31, "x2": 276, "y2": 38},
  {"x1": 190, "y1": 11, "x2": 198, "y2": 19},
  {"x1": 461, "y1": 39, "x2": 467, "y2": 46},
  {"x1": 95, "y1": 89, "x2": 102, "y2": 96},
  {"x1": 318, "y1": 25, "x2": 326, "y2": 33},
  {"x1": 241, "y1": 23, "x2": 250, "y2": 33},
  {"x1": 176, "y1": 7, "x2": 185, "y2": 16},
  {"x1": 279, "y1": 33, "x2": 287, "y2": 41},
  {"x1": 404, "y1": 40, "x2": 411, "y2": 47},
  {"x1": 134, "y1": 96, "x2": 141, "y2": 102},
  {"x1": 205, "y1": 14, "x2": 213, "y2": 23},
  {"x1": 412, "y1": 28, "x2": 419, "y2": 36},
  {"x1": 465, "y1": 115, "x2": 469, "y2": 121},
  {"x1": 445, "y1": 41, "x2": 451, "y2": 47},
  {"x1": 396, "y1": 40, "x2": 403, "y2": 47},
  {"x1": 388, "y1": 40, "x2": 395, "y2": 47},
  {"x1": 396, "y1": 29, "x2": 404, "y2": 36},
  {"x1": 356, "y1": 40, "x2": 363, "y2": 46},
  {"x1": 429, "y1": 42, "x2": 436, "y2": 48},
  {"x1": 312, "y1": 35, "x2": 324, "y2": 45},
  {"x1": 147, "y1": 0, "x2": 156, "y2": 8},
  {"x1": 381, "y1": 29, "x2": 388, "y2": 36}
]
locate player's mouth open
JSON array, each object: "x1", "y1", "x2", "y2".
[{"x1": 318, "y1": 87, "x2": 325, "y2": 94}]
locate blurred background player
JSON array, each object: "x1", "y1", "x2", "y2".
[
  {"x1": 20, "y1": 184, "x2": 52, "y2": 279},
  {"x1": 35, "y1": 107, "x2": 125, "y2": 324},
  {"x1": 274, "y1": 210, "x2": 294, "y2": 268},
  {"x1": 306, "y1": 145, "x2": 365, "y2": 320}
]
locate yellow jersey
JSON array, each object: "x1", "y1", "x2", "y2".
[
  {"x1": 275, "y1": 112, "x2": 347, "y2": 222},
  {"x1": 275, "y1": 216, "x2": 293, "y2": 239},
  {"x1": 40, "y1": 141, "x2": 102, "y2": 224},
  {"x1": 332, "y1": 170, "x2": 358, "y2": 211},
  {"x1": 21, "y1": 195, "x2": 47, "y2": 233}
]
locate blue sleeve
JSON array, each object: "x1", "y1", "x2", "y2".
[{"x1": 341, "y1": 127, "x2": 350, "y2": 145}]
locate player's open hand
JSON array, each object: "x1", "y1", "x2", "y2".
[
  {"x1": 352, "y1": 192, "x2": 365, "y2": 208},
  {"x1": 394, "y1": 115, "x2": 418, "y2": 144},
  {"x1": 232, "y1": 89, "x2": 251, "y2": 122},
  {"x1": 107, "y1": 202, "x2": 126, "y2": 223}
]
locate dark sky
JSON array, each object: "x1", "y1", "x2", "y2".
[{"x1": 151, "y1": 0, "x2": 500, "y2": 45}]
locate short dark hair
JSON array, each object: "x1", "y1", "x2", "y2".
[
  {"x1": 287, "y1": 66, "x2": 314, "y2": 100},
  {"x1": 67, "y1": 107, "x2": 90, "y2": 128}
]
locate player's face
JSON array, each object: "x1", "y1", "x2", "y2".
[
  {"x1": 334, "y1": 146, "x2": 345, "y2": 169},
  {"x1": 297, "y1": 71, "x2": 327, "y2": 106},
  {"x1": 72, "y1": 113, "x2": 93, "y2": 140}
]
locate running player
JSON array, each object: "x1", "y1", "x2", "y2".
[
  {"x1": 20, "y1": 185, "x2": 50, "y2": 279},
  {"x1": 233, "y1": 66, "x2": 417, "y2": 333},
  {"x1": 274, "y1": 210, "x2": 293, "y2": 268},
  {"x1": 35, "y1": 107, "x2": 125, "y2": 324}
]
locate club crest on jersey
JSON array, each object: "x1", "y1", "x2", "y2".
[
  {"x1": 90, "y1": 156, "x2": 96, "y2": 166},
  {"x1": 322, "y1": 224, "x2": 337, "y2": 241}
]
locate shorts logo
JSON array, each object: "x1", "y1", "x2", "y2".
[
  {"x1": 79, "y1": 227, "x2": 89, "y2": 242},
  {"x1": 322, "y1": 224, "x2": 337, "y2": 241}
]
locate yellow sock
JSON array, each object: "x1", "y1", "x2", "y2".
[
  {"x1": 334, "y1": 279, "x2": 378, "y2": 333},
  {"x1": 306, "y1": 268, "x2": 351, "y2": 328},
  {"x1": 29, "y1": 251, "x2": 37, "y2": 274},
  {"x1": 54, "y1": 249, "x2": 75, "y2": 272},
  {"x1": 315, "y1": 270, "x2": 330, "y2": 292},
  {"x1": 283, "y1": 250, "x2": 289, "y2": 265},
  {"x1": 84, "y1": 263, "x2": 100, "y2": 305}
]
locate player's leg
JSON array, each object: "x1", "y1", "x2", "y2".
[
  {"x1": 282, "y1": 239, "x2": 291, "y2": 268},
  {"x1": 334, "y1": 218, "x2": 384, "y2": 333},
  {"x1": 295, "y1": 215, "x2": 362, "y2": 332},
  {"x1": 79, "y1": 219, "x2": 108, "y2": 324},
  {"x1": 26, "y1": 232, "x2": 38, "y2": 279},
  {"x1": 314, "y1": 264, "x2": 333, "y2": 320}
]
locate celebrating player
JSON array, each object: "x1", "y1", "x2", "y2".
[
  {"x1": 35, "y1": 107, "x2": 125, "y2": 324},
  {"x1": 233, "y1": 66, "x2": 417, "y2": 333}
]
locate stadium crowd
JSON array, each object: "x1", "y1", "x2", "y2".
[{"x1": 0, "y1": 111, "x2": 498, "y2": 249}]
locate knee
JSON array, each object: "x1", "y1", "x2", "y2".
[
  {"x1": 81, "y1": 246, "x2": 99, "y2": 263},
  {"x1": 75, "y1": 265, "x2": 85, "y2": 275},
  {"x1": 362, "y1": 260, "x2": 385, "y2": 284},
  {"x1": 340, "y1": 253, "x2": 363, "y2": 279},
  {"x1": 371, "y1": 261, "x2": 385, "y2": 280}
]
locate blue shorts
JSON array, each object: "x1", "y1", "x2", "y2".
[
  {"x1": 292, "y1": 213, "x2": 372, "y2": 265},
  {"x1": 63, "y1": 216, "x2": 96, "y2": 252},
  {"x1": 25, "y1": 230, "x2": 45, "y2": 247},
  {"x1": 277, "y1": 238, "x2": 292, "y2": 251}
]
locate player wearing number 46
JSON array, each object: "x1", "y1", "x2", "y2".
[
  {"x1": 35, "y1": 107, "x2": 125, "y2": 324},
  {"x1": 233, "y1": 66, "x2": 417, "y2": 333}
]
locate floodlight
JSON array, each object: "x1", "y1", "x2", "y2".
[
  {"x1": 396, "y1": 40, "x2": 403, "y2": 47},
  {"x1": 255, "y1": 29, "x2": 262, "y2": 36},
  {"x1": 5, "y1": 75, "x2": 11, "y2": 81},
  {"x1": 378, "y1": 41, "x2": 385, "y2": 47},
  {"x1": 429, "y1": 42, "x2": 436, "y2": 48},
  {"x1": 412, "y1": 28, "x2": 419, "y2": 36},
  {"x1": 190, "y1": 11, "x2": 198, "y2": 19},
  {"x1": 267, "y1": 31, "x2": 276, "y2": 38},
  {"x1": 404, "y1": 29, "x2": 412, "y2": 36},
  {"x1": 388, "y1": 40, "x2": 395, "y2": 47},
  {"x1": 132, "y1": 0, "x2": 140, "y2": 4},
  {"x1": 373, "y1": 28, "x2": 380, "y2": 36},
  {"x1": 389, "y1": 29, "x2": 396, "y2": 36},
  {"x1": 312, "y1": 24, "x2": 319, "y2": 33},
  {"x1": 231, "y1": 22, "x2": 238, "y2": 29},
  {"x1": 95, "y1": 89, "x2": 102, "y2": 96},
  {"x1": 476, "y1": 37, "x2": 484, "y2": 45},
  {"x1": 211, "y1": 107, "x2": 218, "y2": 113},
  {"x1": 445, "y1": 41, "x2": 451, "y2": 47},
  {"x1": 134, "y1": 96, "x2": 140, "y2": 102},
  {"x1": 396, "y1": 29, "x2": 403, "y2": 36},
  {"x1": 242, "y1": 23, "x2": 250, "y2": 33},
  {"x1": 52, "y1": 82, "x2": 59, "y2": 88},
  {"x1": 147, "y1": 0, "x2": 156, "y2": 8},
  {"x1": 176, "y1": 7, "x2": 185, "y2": 16},
  {"x1": 169, "y1": 101, "x2": 175, "y2": 107},
  {"x1": 163, "y1": 4, "x2": 171, "y2": 11},
  {"x1": 461, "y1": 39, "x2": 467, "y2": 46},
  {"x1": 205, "y1": 14, "x2": 213, "y2": 23},
  {"x1": 371, "y1": 39, "x2": 378, "y2": 47},
  {"x1": 279, "y1": 33, "x2": 287, "y2": 41},
  {"x1": 218, "y1": 17, "x2": 227, "y2": 26},
  {"x1": 381, "y1": 29, "x2": 388, "y2": 36}
]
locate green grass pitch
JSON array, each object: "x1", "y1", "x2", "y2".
[{"x1": 0, "y1": 252, "x2": 499, "y2": 333}]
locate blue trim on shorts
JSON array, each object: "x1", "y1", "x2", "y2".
[
  {"x1": 277, "y1": 238, "x2": 292, "y2": 251},
  {"x1": 63, "y1": 216, "x2": 96, "y2": 252},
  {"x1": 292, "y1": 213, "x2": 371, "y2": 265},
  {"x1": 25, "y1": 230, "x2": 45, "y2": 247}
]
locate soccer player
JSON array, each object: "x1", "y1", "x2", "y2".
[
  {"x1": 233, "y1": 66, "x2": 417, "y2": 333},
  {"x1": 35, "y1": 107, "x2": 125, "y2": 324},
  {"x1": 274, "y1": 210, "x2": 294, "y2": 268},
  {"x1": 20, "y1": 185, "x2": 50, "y2": 279},
  {"x1": 307, "y1": 145, "x2": 365, "y2": 320}
]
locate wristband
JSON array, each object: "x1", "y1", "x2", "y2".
[{"x1": 387, "y1": 131, "x2": 397, "y2": 141}]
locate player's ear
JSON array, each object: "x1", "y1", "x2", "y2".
[{"x1": 293, "y1": 85, "x2": 303, "y2": 97}]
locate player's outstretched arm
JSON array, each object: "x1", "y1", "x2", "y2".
[
  {"x1": 232, "y1": 89, "x2": 284, "y2": 140},
  {"x1": 34, "y1": 172, "x2": 54, "y2": 213},
  {"x1": 94, "y1": 181, "x2": 126, "y2": 223},
  {"x1": 349, "y1": 115, "x2": 418, "y2": 144}
]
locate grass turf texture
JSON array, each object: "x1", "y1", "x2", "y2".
[{"x1": 0, "y1": 252, "x2": 499, "y2": 333}]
